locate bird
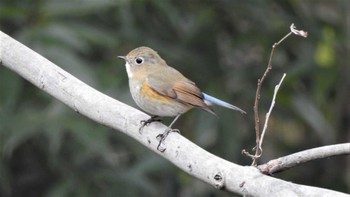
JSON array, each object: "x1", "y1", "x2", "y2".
[{"x1": 118, "y1": 46, "x2": 245, "y2": 151}]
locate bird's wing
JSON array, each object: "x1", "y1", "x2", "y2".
[{"x1": 146, "y1": 73, "x2": 215, "y2": 115}]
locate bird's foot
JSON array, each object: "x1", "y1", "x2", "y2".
[
  {"x1": 156, "y1": 128, "x2": 180, "y2": 152},
  {"x1": 139, "y1": 116, "x2": 162, "y2": 133}
]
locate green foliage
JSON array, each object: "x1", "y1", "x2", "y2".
[{"x1": 1, "y1": 0, "x2": 349, "y2": 196}]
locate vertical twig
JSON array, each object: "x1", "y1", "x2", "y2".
[
  {"x1": 259, "y1": 73, "x2": 286, "y2": 150},
  {"x1": 242, "y1": 24, "x2": 308, "y2": 166}
]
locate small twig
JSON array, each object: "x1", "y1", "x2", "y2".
[
  {"x1": 244, "y1": 23, "x2": 308, "y2": 166},
  {"x1": 242, "y1": 74, "x2": 286, "y2": 161},
  {"x1": 257, "y1": 143, "x2": 350, "y2": 175},
  {"x1": 259, "y1": 73, "x2": 286, "y2": 150}
]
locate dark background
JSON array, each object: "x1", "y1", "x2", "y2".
[{"x1": 0, "y1": 0, "x2": 349, "y2": 196}]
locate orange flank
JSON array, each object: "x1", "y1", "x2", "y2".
[{"x1": 140, "y1": 81, "x2": 172, "y2": 104}]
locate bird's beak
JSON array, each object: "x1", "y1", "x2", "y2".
[{"x1": 117, "y1": 56, "x2": 126, "y2": 61}]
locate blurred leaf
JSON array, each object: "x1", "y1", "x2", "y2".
[{"x1": 314, "y1": 27, "x2": 336, "y2": 67}]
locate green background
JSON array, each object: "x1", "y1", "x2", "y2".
[{"x1": 1, "y1": 0, "x2": 349, "y2": 196}]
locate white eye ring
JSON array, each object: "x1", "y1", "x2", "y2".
[{"x1": 135, "y1": 57, "x2": 144, "y2": 65}]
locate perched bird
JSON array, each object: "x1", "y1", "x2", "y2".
[{"x1": 118, "y1": 46, "x2": 245, "y2": 151}]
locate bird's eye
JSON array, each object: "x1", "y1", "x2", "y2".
[{"x1": 135, "y1": 57, "x2": 144, "y2": 65}]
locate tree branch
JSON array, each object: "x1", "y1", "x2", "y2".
[
  {"x1": 259, "y1": 74, "x2": 286, "y2": 150},
  {"x1": 258, "y1": 143, "x2": 350, "y2": 175},
  {"x1": 0, "y1": 31, "x2": 347, "y2": 197},
  {"x1": 242, "y1": 74, "x2": 286, "y2": 162},
  {"x1": 246, "y1": 24, "x2": 308, "y2": 165}
]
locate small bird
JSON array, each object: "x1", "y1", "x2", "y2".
[{"x1": 118, "y1": 46, "x2": 245, "y2": 151}]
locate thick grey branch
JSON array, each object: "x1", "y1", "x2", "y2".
[
  {"x1": 258, "y1": 143, "x2": 350, "y2": 175},
  {"x1": 0, "y1": 31, "x2": 347, "y2": 197}
]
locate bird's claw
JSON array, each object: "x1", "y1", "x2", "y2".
[
  {"x1": 156, "y1": 128, "x2": 180, "y2": 152},
  {"x1": 139, "y1": 116, "x2": 162, "y2": 133}
]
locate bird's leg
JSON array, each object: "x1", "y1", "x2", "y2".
[
  {"x1": 139, "y1": 115, "x2": 162, "y2": 133},
  {"x1": 156, "y1": 114, "x2": 181, "y2": 152}
]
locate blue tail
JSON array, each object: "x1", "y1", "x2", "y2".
[{"x1": 203, "y1": 93, "x2": 246, "y2": 114}]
